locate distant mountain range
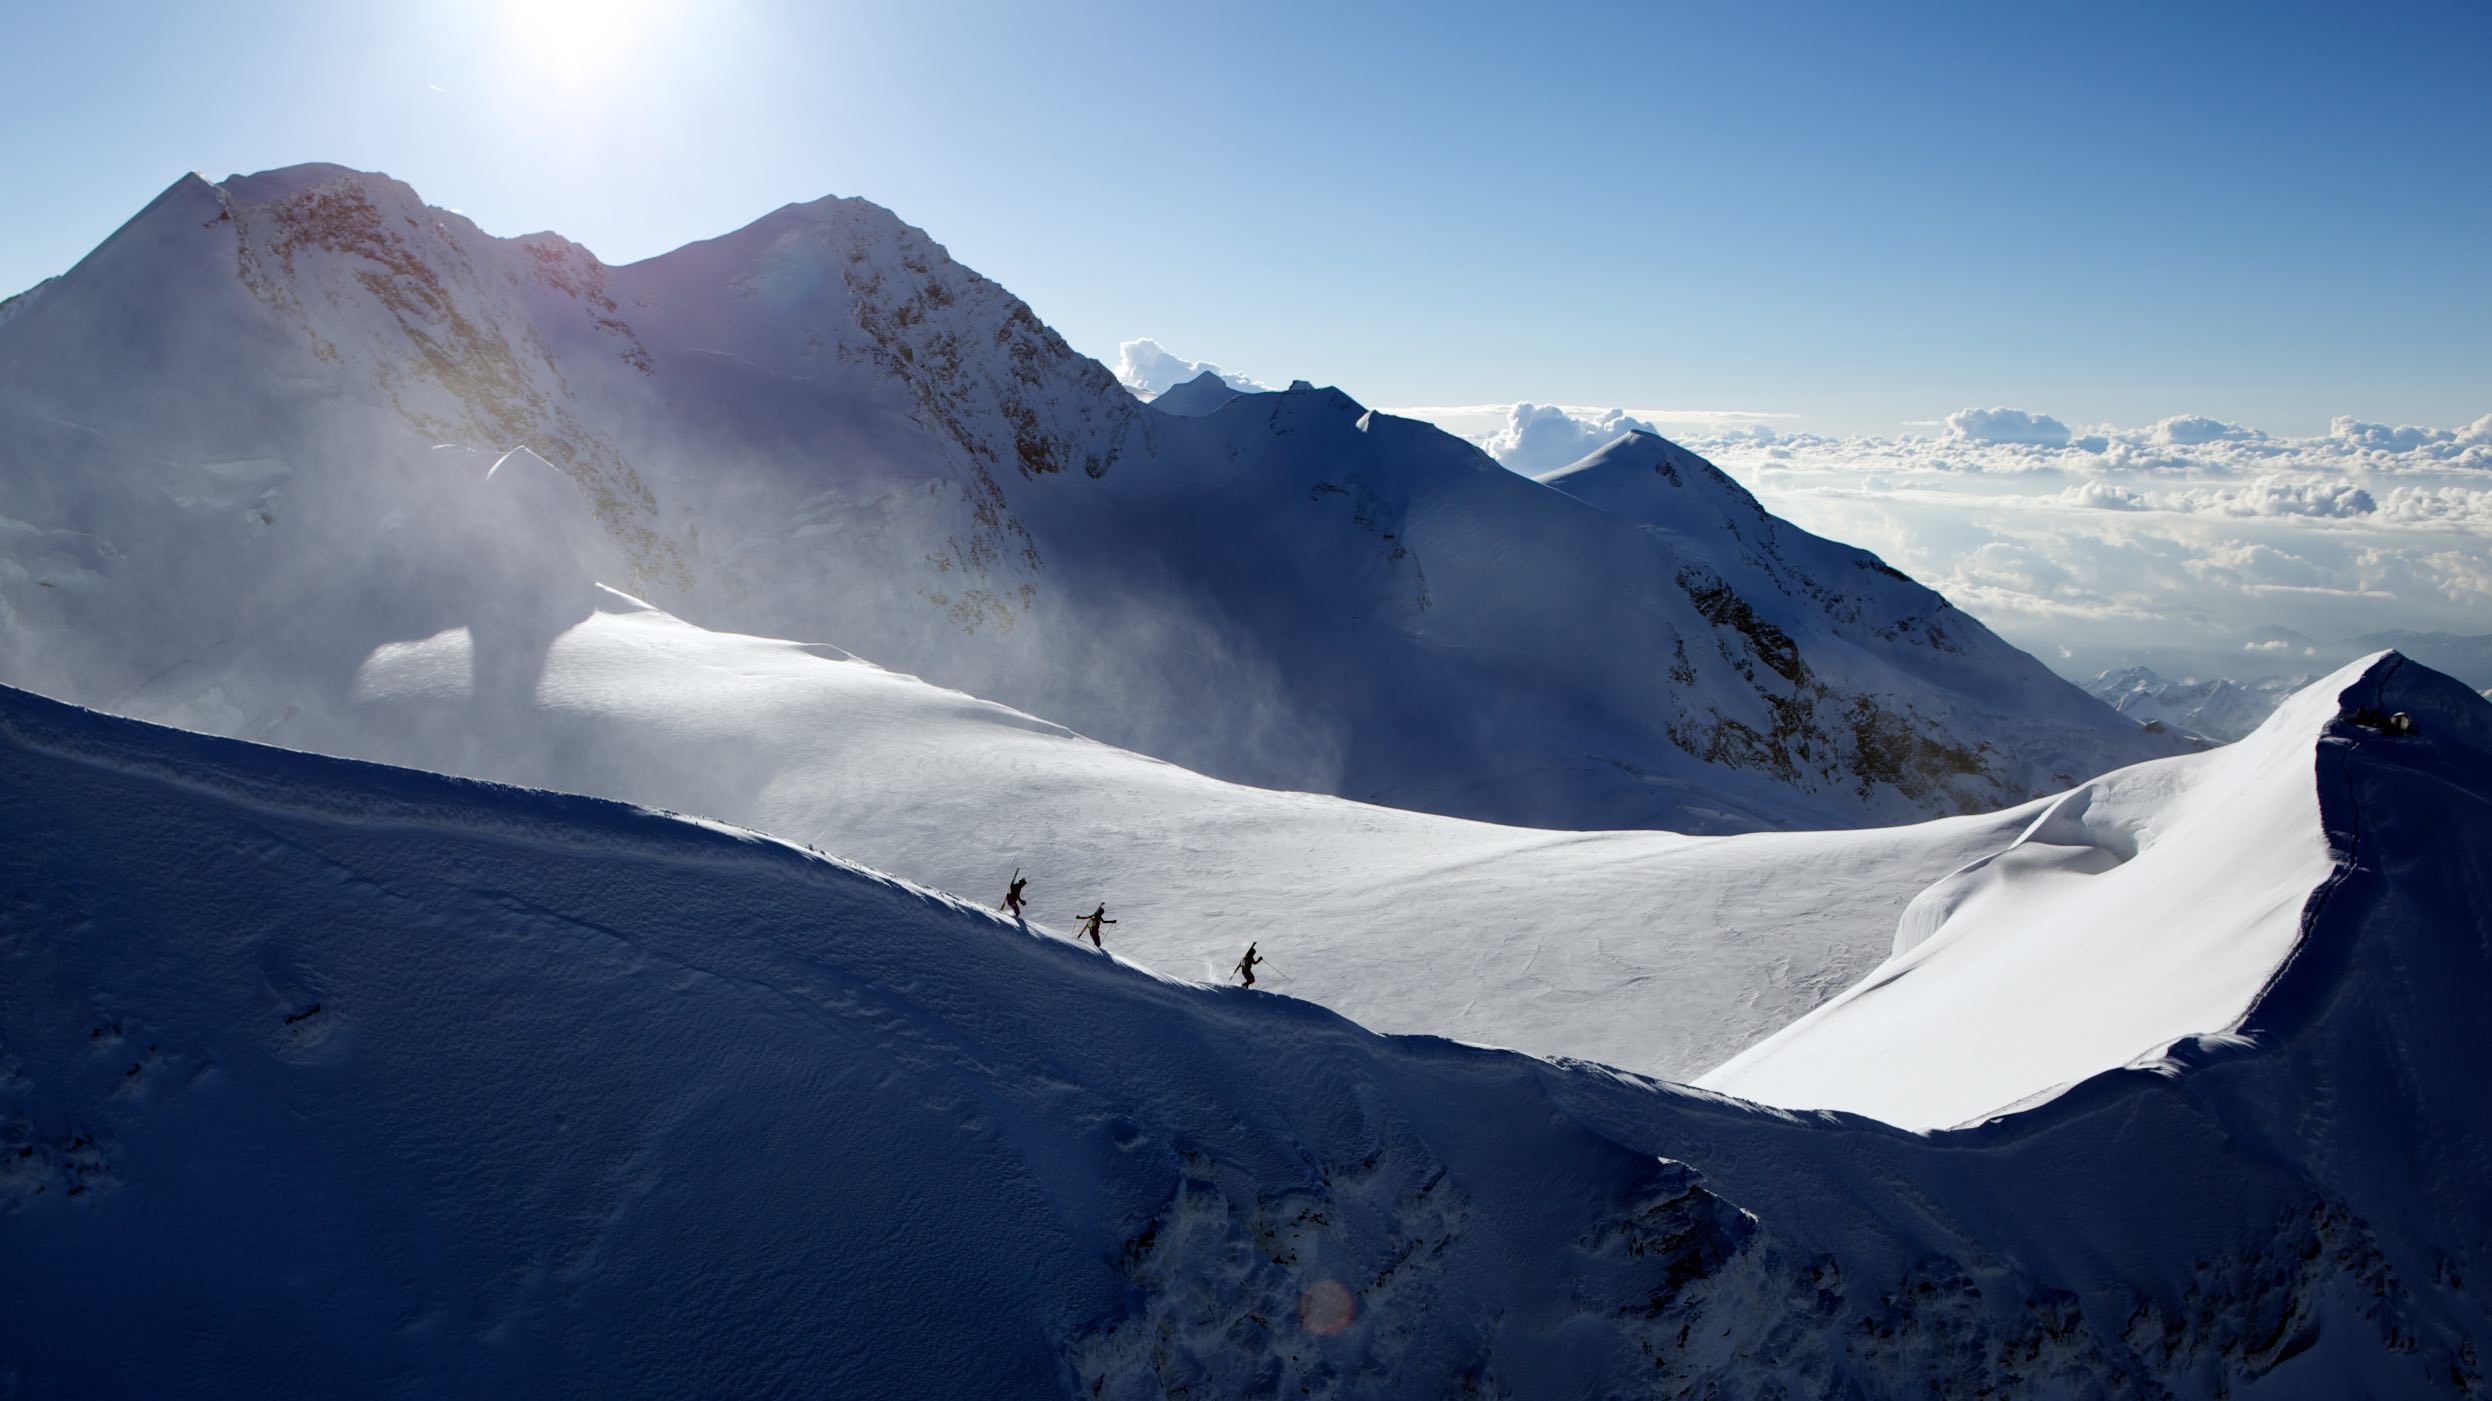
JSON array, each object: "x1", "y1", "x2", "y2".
[
  {"x1": 2091, "y1": 630, "x2": 2492, "y2": 742},
  {"x1": 2085, "y1": 666, "x2": 2306, "y2": 742}
]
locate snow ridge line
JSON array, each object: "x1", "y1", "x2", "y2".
[
  {"x1": 2230, "y1": 650, "x2": 2403, "y2": 1051},
  {"x1": 0, "y1": 682, "x2": 892, "y2": 888},
  {"x1": 0, "y1": 679, "x2": 1505, "y2": 1054}
]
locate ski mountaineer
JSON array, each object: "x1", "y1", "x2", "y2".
[
  {"x1": 1076, "y1": 903, "x2": 1117, "y2": 949},
  {"x1": 1001, "y1": 870, "x2": 1028, "y2": 919},
  {"x1": 1234, "y1": 942, "x2": 1263, "y2": 988}
]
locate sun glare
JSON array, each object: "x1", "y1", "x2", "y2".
[{"x1": 499, "y1": 0, "x2": 675, "y2": 91}]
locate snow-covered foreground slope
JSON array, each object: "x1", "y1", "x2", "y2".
[
  {"x1": 1702, "y1": 656, "x2": 2381, "y2": 1127},
  {"x1": 328, "y1": 583, "x2": 2038, "y2": 1080},
  {"x1": 5, "y1": 658, "x2": 2490, "y2": 1396},
  {"x1": 0, "y1": 163, "x2": 2170, "y2": 833}
]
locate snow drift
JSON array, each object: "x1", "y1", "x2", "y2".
[
  {"x1": 1702, "y1": 653, "x2": 2368, "y2": 1128},
  {"x1": 3, "y1": 654, "x2": 2489, "y2": 1395}
]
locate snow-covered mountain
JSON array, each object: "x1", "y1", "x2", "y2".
[
  {"x1": 5, "y1": 653, "x2": 2486, "y2": 1395},
  {"x1": 0, "y1": 163, "x2": 2171, "y2": 834},
  {"x1": 2086, "y1": 664, "x2": 2306, "y2": 742}
]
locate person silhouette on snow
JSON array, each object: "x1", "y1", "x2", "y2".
[
  {"x1": 1077, "y1": 903, "x2": 1117, "y2": 949},
  {"x1": 1235, "y1": 942, "x2": 1263, "y2": 988},
  {"x1": 1001, "y1": 870, "x2": 1029, "y2": 919}
]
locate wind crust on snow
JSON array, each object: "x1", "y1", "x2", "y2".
[{"x1": 5, "y1": 667, "x2": 2491, "y2": 1395}]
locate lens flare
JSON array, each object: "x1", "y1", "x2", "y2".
[{"x1": 1297, "y1": 1279, "x2": 1357, "y2": 1336}]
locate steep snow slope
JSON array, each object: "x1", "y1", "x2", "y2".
[
  {"x1": 4, "y1": 658, "x2": 2488, "y2": 1396},
  {"x1": 1701, "y1": 653, "x2": 2450, "y2": 1129},
  {"x1": 1538, "y1": 430, "x2": 2153, "y2": 803},
  {"x1": 0, "y1": 163, "x2": 2169, "y2": 833},
  {"x1": 321, "y1": 581, "x2": 2040, "y2": 1080}
]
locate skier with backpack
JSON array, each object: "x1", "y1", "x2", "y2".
[
  {"x1": 1076, "y1": 903, "x2": 1117, "y2": 949},
  {"x1": 1001, "y1": 869, "x2": 1029, "y2": 919},
  {"x1": 1234, "y1": 942, "x2": 1263, "y2": 988}
]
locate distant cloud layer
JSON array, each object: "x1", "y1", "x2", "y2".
[
  {"x1": 2058, "y1": 475, "x2": 2380, "y2": 520},
  {"x1": 1114, "y1": 339, "x2": 1268, "y2": 397},
  {"x1": 1668, "y1": 406, "x2": 2492, "y2": 678}
]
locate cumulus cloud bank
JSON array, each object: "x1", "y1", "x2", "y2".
[
  {"x1": 1114, "y1": 339, "x2": 1269, "y2": 397},
  {"x1": 1481, "y1": 403, "x2": 1663, "y2": 475},
  {"x1": 1946, "y1": 407, "x2": 2072, "y2": 448},
  {"x1": 2154, "y1": 415, "x2": 2262, "y2": 446},
  {"x1": 2331, "y1": 413, "x2": 2492, "y2": 459}
]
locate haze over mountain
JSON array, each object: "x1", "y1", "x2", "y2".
[{"x1": 0, "y1": 164, "x2": 2172, "y2": 838}]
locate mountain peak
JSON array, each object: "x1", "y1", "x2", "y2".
[
  {"x1": 1276, "y1": 379, "x2": 1365, "y2": 417},
  {"x1": 1535, "y1": 429, "x2": 1772, "y2": 532},
  {"x1": 215, "y1": 162, "x2": 432, "y2": 216},
  {"x1": 1147, "y1": 368, "x2": 1246, "y2": 418}
]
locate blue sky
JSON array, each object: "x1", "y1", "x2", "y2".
[{"x1": 3, "y1": 0, "x2": 2486, "y2": 437}]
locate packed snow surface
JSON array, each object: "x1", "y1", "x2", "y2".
[{"x1": 4, "y1": 656, "x2": 2491, "y2": 1396}]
